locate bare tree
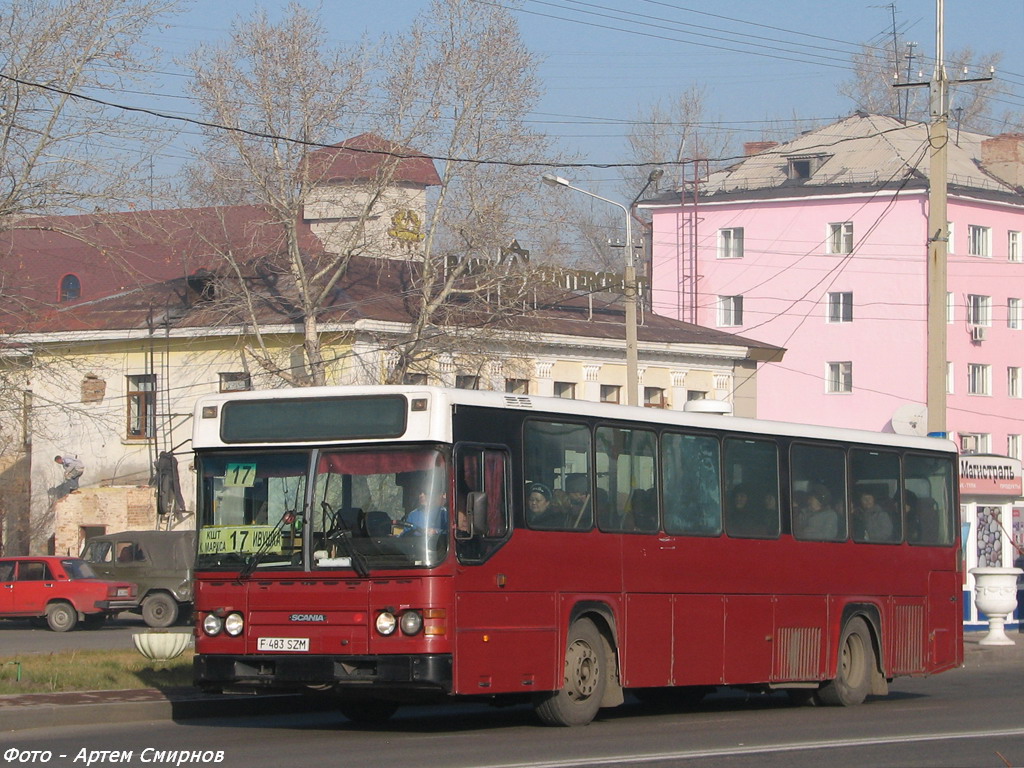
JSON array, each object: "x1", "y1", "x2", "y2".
[
  {"x1": 624, "y1": 85, "x2": 734, "y2": 195},
  {"x1": 183, "y1": 0, "x2": 560, "y2": 388},
  {"x1": 0, "y1": 0, "x2": 183, "y2": 553},
  {"x1": 183, "y1": 2, "x2": 372, "y2": 387},
  {"x1": 0, "y1": 0, "x2": 182, "y2": 224},
  {"x1": 840, "y1": 40, "x2": 1003, "y2": 130},
  {"x1": 370, "y1": 0, "x2": 560, "y2": 384}
]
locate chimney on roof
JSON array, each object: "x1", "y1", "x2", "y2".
[
  {"x1": 980, "y1": 133, "x2": 1024, "y2": 188},
  {"x1": 744, "y1": 141, "x2": 778, "y2": 157}
]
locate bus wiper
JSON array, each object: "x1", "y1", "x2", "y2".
[
  {"x1": 237, "y1": 510, "x2": 298, "y2": 582},
  {"x1": 325, "y1": 509, "x2": 370, "y2": 578}
]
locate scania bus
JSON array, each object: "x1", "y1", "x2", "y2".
[{"x1": 191, "y1": 386, "x2": 961, "y2": 726}]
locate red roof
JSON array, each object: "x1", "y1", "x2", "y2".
[
  {"x1": 303, "y1": 133, "x2": 442, "y2": 187},
  {"x1": 0, "y1": 204, "x2": 323, "y2": 327}
]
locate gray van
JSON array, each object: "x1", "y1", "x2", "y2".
[{"x1": 81, "y1": 530, "x2": 195, "y2": 628}]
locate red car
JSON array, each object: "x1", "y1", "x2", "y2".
[{"x1": 0, "y1": 556, "x2": 137, "y2": 631}]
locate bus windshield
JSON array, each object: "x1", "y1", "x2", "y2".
[{"x1": 196, "y1": 448, "x2": 449, "y2": 572}]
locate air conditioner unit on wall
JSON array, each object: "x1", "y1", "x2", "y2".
[{"x1": 971, "y1": 325, "x2": 987, "y2": 342}]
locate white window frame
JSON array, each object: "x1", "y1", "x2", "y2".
[
  {"x1": 826, "y1": 291, "x2": 853, "y2": 323},
  {"x1": 946, "y1": 292, "x2": 955, "y2": 324},
  {"x1": 1008, "y1": 434, "x2": 1022, "y2": 460},
  {"x1": 967, "y1": 294, "x2": 992, "y2": 326},
  {"x1": 1009, "y1": 230, "x2": 1022, "y2": 263},
  {"x1": 717, "y1": 227, "x2": 744, "y2": 259},
  {"x1": 947, "y1": 221, "x2": 955, "y2": 253},
  {"x1": 946, "y1": 361, "x2": 954, "y2": 395},
  {"x1": 717, "y1": 295, "x2": 744, "y2": 327},
  {"x1": 968, "y1": 363, "x2": 992, "y2": 396},
  {"x1": 960, "y1": 433, "x2": 989, "y2": 454},
  {"x1": 968, "y1": 224, "x2": 992, "y2": 258},
  {"x1": 827, "y1": 222, "x2": 854, "y2": 255},
  {"x1": 1009, "y1": 366, "x2": 1022, "y2": 399},
  {"x1": 826, "y1": 361, "x2": 853, "y2": 394},
  {"x1": 1009, "y1": 298, "x2": 1022, "y2": 330}
]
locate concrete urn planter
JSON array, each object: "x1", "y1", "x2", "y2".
[
  {"x1": 132, "y1": 631, "x2": 192, "y2": 664},
  {"x1": 970, "y1": 566, "x2": 1023, "y2": 646}
]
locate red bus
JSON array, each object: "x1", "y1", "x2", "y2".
[{"x1": 191, "y1": 386, "x2": 962, "y2": 726}]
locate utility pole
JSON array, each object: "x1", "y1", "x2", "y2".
[
  {"x1": 925, "y1": 3, "x2": 949, "y2": 436},
  {"x1": 894, "y1": 0, "x2": 991, "y2": 437}
]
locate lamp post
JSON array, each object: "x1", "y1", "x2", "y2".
[{"x1": 542, "y1": 173, "x2": 639, "y2": 406}]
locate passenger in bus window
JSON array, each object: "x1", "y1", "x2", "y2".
[
  {"x1": 796, "y1": 484, "x2": 839, "y2": 540},
  {"x1": 727, "y1": 484, "x2": 761, "y2": 536},
  {"x1": 562, "y1": 473, "x2": 592, "y2": 528},
  {"x1": 852, "y1": 491, "x2": 894, "y2": 542},
  {"x1": 527, "y1": 483, "x2": 559, "y2": 527},
  {"x1": 909, "y1": 496, "x2": 940, "y2": 543}
]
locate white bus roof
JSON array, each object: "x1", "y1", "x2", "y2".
[{"x1": 192, "y1": 385, "x2": 957, "y2": 455}]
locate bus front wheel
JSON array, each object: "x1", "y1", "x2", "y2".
[
  {"x1": 818, "y1": 617, "x2": 874, "y2": 706},
  {"x1": 534, "y1": 618, "x2": 607, "y2": 726}
]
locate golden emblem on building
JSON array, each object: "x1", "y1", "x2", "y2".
[{"x1": 387, "y1": 209, "x2": 425, "y2": 246}]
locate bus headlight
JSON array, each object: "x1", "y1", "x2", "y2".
[
  {"x1": 224, "y1": 612, "x2": 245, "y2": 636},
  {"x1": 203, "y1": 613, "x2": 223, "y2": 636},
  {"x1": 375, "y1": 611, "x2": 397, "y2": 636},
  {"x1": 400, "y1": 610, "x2": 423, "y2": 636}
]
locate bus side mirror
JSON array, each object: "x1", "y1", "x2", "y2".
[{"x1": 460, "y1": 491, "x2": 487, "y2": 537}]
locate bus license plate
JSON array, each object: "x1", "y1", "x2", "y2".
[{"x1": 257, "y1": 637, "x2": 309, "y2": 652}]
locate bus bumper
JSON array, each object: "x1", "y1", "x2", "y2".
[{"x1": 194, "y1": 653, "x2": 453, "y2": 693}]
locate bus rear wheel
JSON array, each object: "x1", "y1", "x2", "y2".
[
  {"x1": 534, "y1": 618, "x2": 607, "y2": 726},
  {"x1": 818, "y1": 617, "x2": 873, "y2": 707}
]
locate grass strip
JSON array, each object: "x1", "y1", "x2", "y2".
[{"x1": 0, "y1": 649, "x2": 194, "y2": 695}]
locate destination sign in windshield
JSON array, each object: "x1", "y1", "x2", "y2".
[{"x1": 199, "y1": 525, "x2": 282, "y2": 555}]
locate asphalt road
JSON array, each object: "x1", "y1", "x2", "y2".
[
  {"x1": 4, "y1": 661, "x2": 1024, "y2": 768},
  {"x1": 0, "y1": 614, "x2": 191, "y2": 656}
]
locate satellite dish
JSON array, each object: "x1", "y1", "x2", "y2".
[{"x1": 890, "y1": 403, "x2": 928, "y2": 436}]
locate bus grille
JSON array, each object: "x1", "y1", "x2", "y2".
[
  {"x1": 775, "y1": 626, "x2": 821, "y2": 680},
  {"x1": 891, "y1": 604, "x2": 924, "y2": 672}
]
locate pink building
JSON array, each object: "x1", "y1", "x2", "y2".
[{"x1": 645, "y1": 113, "x2": 1024, "y2": 461}]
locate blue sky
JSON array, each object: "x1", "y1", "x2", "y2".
[{"x1": 142, "y1": 1, "x2": 1024, "y2": 193}]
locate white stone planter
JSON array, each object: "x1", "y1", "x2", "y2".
[
  {"x1": 970, "y1": 566, "x2": 1023, "y2": 646},
  {"x1": 132, "y1": 631, "x2": 192, "y2": 664}
]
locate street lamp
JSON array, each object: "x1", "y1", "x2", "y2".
[{"x1": 542, "y1": 172, "x2": 639, "y2": 406}]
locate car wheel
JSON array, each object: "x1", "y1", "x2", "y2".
[
  {"x1": 142, "y1": 593, "x2": 179, "y2": 628},
  {"x1": 46, "y1": 601, "x2": 79, "y2": 632}
]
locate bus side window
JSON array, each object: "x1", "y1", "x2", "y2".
[
  {"x1": 790, "y1": 443, "x2": 847, "y2": 542},
  {"x1": 904, "y1": 454, "x2": 955, "y2": 546},
  {"x1": 850, "y1": 449, "x2": 901, "y2": 543},
  {"x1": 662, "y1": 432, "x2": 721, "y2": 536},
  {"x1": 595, "y1": 426, "x2": 657, "y2": 533},
  {"x1": 723, "y1": 438, "x2": 780, "y2": 539},
  {"x1": 523, "y1": 420, "x2": 593, "y2": 531}
]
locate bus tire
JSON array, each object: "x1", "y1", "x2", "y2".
[
  {"x1": 338, "y1": 699, "x2": 399, "y2": 725},
  {"x1": 818, "y1": 617, "x2": 873, "y2": 706},
  {"x1": 46, "y1": 601, "x2": 79, "y2": 632},
  {"x1": 142, "y1": 593, "x2": 179, "y2": 628},
  {"x1": 534, "y1": 618, "x2": 607, "y2": 726}
]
